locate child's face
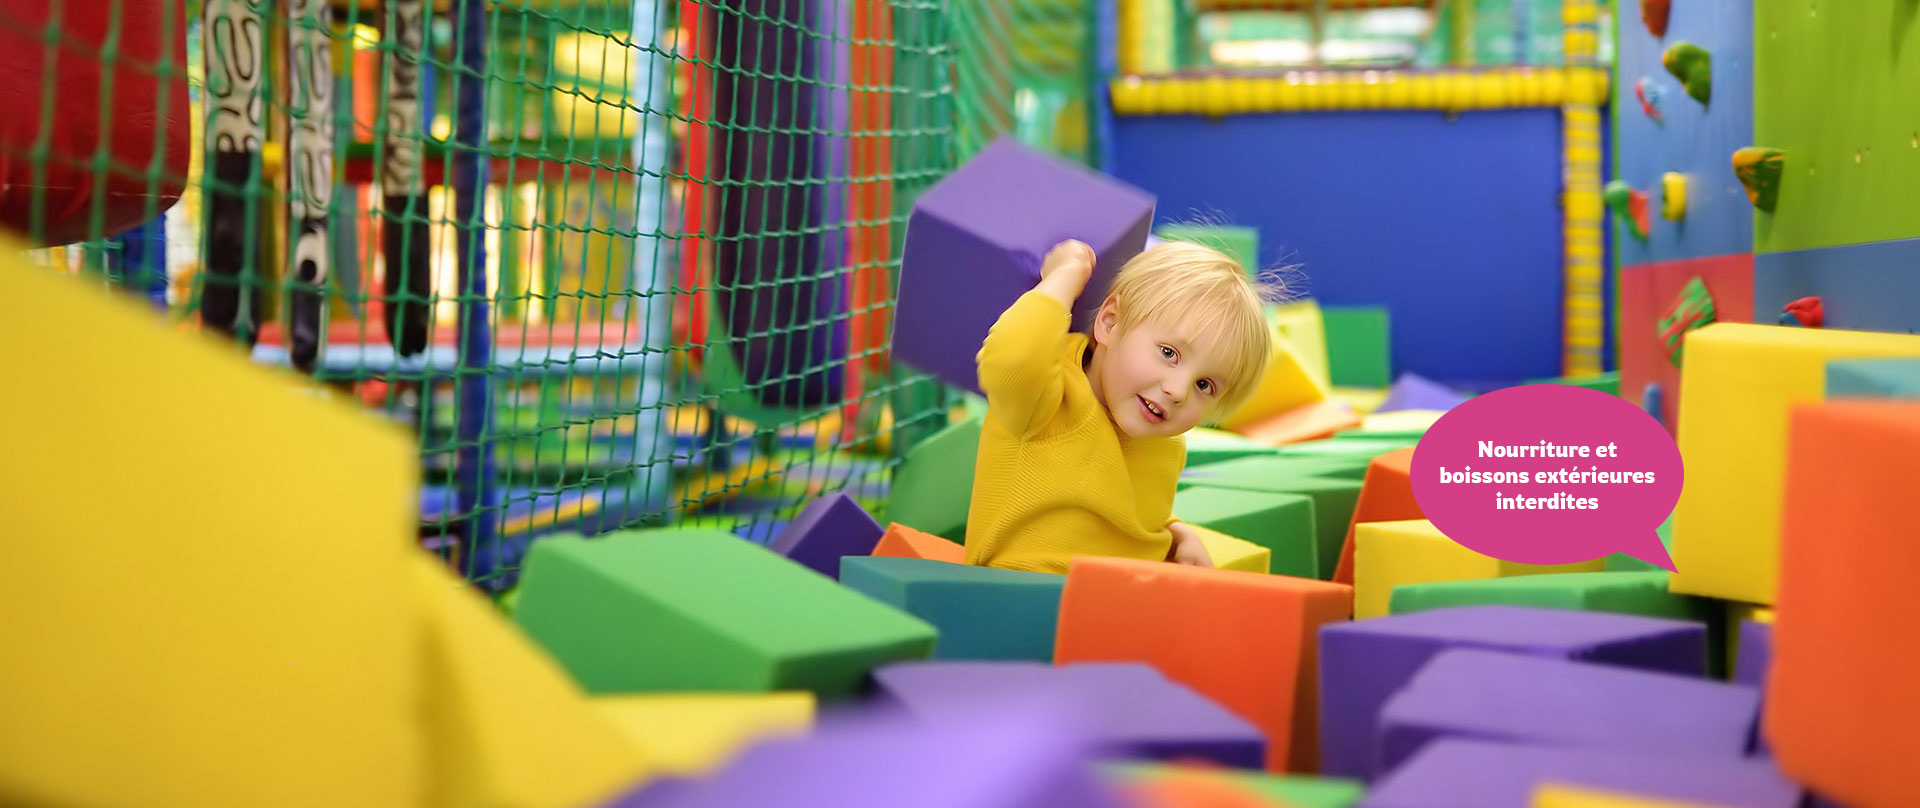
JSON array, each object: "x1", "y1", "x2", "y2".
[{"x1": 1091, "y1": 304, "x2": 1233, "y2": 439}]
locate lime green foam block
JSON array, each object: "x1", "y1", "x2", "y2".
[
  {"x1": 1185, "y1": 427, "x2": 1279, "y2": 466},
  {"x1": 1155, "y1": 224, "x2": 1260, "y2": 279},
  {"x1": 1606, "y1": 513, "x2": 1675, "y2": 572},
  {"x1": 887, "y1": 412, "x2": 982, "y2": 541},
  {"x1": 512, "y1": 530, "x2": 937, "y2": 697},
  {"x1": 1321, "y1": 306, "x2": 1391, "y2": 388},
  {"x1": 1180, "y1": 471, "x2": 1361, "y2": 580},
  {"x1": 1277, "y1": 436, "x2": 1417, "y2": 460},
  {"x1": 840, "y1": 556, "x2": 1064, "y2": 662},
  {"x1": 1180, "y1": 453, "x2": 1371, "y2": 484},
  {"x1": 1102, "y1": 761, "x2": 1363, "y2": 808},
  {"x1": 1171, "y1": 486, "x2": 1317, "y2": 578}
]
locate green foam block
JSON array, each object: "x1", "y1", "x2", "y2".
[
  {"x1": 1185, "y1": 428, "x2": 1280, "y2": 467},
  {"x1": 1171, "y1": 486, "x2": 1318, "y2": 578},
  {"x1": 1605, "y1": 513, "x2": 1676, "y2": 572},
  {"x1": 513, "y1": 529, "x2": 936, "y2": 697},
  {"x1": 1155, "y1": 224, "x2": 1260, "y2": 279},
  {"x1": 1277, "y1": 437, "x2": 1417, "y2": 460},
  {"x1": 1102, "y1": 761, "x2": 1364, "y2": 808},
  {"x1": 1525, "y1": 371, "x2": 1622, "y2": 396},
  {"x1": 1182, "y1": 476, "x2": 1359, "y2": 581},
  {"x1": 840, "y1": 556, "x2": 1064, "y2": 662},
  {"x1": 1322, "y1": 306, "x2": 1391, "y2": 388},
  {"x1": 887, "y1": 411, "x2": 983, "y2": 540},
  {"x1": 1181, "y1": 453, "x2": 1371, "y2": 484}
]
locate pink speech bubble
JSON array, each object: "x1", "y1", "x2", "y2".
[{"x1": 1408, "y1": 384, "x2": 1683, "y2": 571}]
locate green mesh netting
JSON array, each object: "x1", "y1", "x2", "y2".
[{"x1": 3, "y1": 0, "x2": 1085, "y2": 589}]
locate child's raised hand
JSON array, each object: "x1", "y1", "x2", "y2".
[
  {"x1": 1167, "y1": 521, "x2": 1215, "y2": 568},
  {"x1": 1039, "y1": 239, "x2": 1096, "y2": 283}
]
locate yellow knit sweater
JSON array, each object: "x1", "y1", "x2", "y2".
[{"x1": 962, "y1": 291, "x2": 1185, "y2": 574}]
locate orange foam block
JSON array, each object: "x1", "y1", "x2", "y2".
[
  {"x1": 1239, "y1": 401, "x2": 1363, "y2": 446},
  {"x1": 1767, "y1": 401, "x2": 1920, "y2": 808},
  {"x1": 1332, "y1": 447, "x2": 1421, "y2": 587},
  {"x1": 1055, "y1": 557, "x2": 1352, "y2": 773},
  {"x1": 873, "y1": 522, "x2": 966, "y2": 563}
]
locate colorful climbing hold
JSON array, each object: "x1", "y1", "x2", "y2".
[
  {"x1": 1604, "y1": 180, "x2": 1652, "y2": 242},
  {"x1": 1661, "y1": 42, "x2": 1712, "y2": 105},
  {"x1": 1656, "y1": 277, "x2": 1717, "y2": 367},
  {"x1": 1634, "y1": 78, "x2": 1664, "y2": 123},
  {"x1": 1780, "y1": 296, "x2": 1824, "y2": 328},
  {"x1": 1643, "y1": 0, "x2": 1671, "y2": 37},
  {"x1": 1661, "y1": 172, "x2": 1687, "y2": 220},
  {"x1": 1733, "y1": 147, "x2": 1785, "y2": 213}
]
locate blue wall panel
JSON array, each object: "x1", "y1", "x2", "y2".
[
  {"x1": 1754, "y1": 238, "x2": 1920, "y2": 334},
  {"x1": 1110, "y1": 109, "x2": 1564, "y2": 388},
  {"x1": 1613, "y1": 0, "x2": 1756, "y2": 264}
]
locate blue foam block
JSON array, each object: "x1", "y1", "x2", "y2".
[{"x1": 1826, "y1": 358, "x2": 1920, "y2": 399}]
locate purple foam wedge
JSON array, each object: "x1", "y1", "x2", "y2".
[
  {"x1": 872, "y1": 660, "x2": 1265, "y2": 769},
  {"x1": 1374, "y1": 373, "x2": 1469, "y2": 414},
  {"x1": 600, "y1": 698, "x2": 1124, "y2": 808},
  {"x1": 1359, "y1": 738, "x2": 1803, "y2": 808},
  {"x1": 1373, "y1": 649, "x2": 1761, "y2": 776},
  {"x1": 893, "y1": 136, "x2": 1156, "y2": 395},
  {"x1": 768, "y1": 492, "x2": 885, "y2": 580},
  {"x1": 1736, "y1": 618, "x2": 1774, "y2": 755},
  {"x1": 1318, "y1": 605, "x2": 1708, "y2": 780}
]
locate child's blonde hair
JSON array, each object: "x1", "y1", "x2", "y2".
[{"x1": 1105, "y1": 240, "x2": 1286, "y2": 420}]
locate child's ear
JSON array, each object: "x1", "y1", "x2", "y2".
[{"x1": 1092, "y1": 296, "x2": 1119, "y2": 345}]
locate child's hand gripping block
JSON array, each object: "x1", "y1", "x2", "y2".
[
  {"x1": 873, "y1": 522, "x2": 967, "y2": 563},
  {"x1": 1055, "y1": 557, "x2": 1353, "y2": 773},
  {"x1": 1669, "y1": 324, "x2": 1920, "y2": 605},
  {"x1": 1366, "y1": 739, "x2": 1801, "y2": 808},
  {"x1": 1768, "y1": 402, "x2": 1920, "y2": 808},
  {"x1": 1318, "y1": 606, "x2": 1709, "y2": 780},
  {"x1": 1189, "y1": 524, "x2": 1273, "y2": 574},
  {"x1": 841, "y1": 556, "x2": 1064, "y2": 662},
  {"x1": 511, "y1": 530, "x2": 936, "y2": 698},
  {"x1": 1352, "y1": 519, "x2": 1605, "y2": 620},
  {"x1": 769, "y1": 492, "x2": 885, "y2": 580},
  {"x1": 894, "y1": 136, "x2": 1156, "y2": 395},
  {"x1": 873, "y1": 660, "x2": 1266, "y2": 769},
  {"x1": 1171, "y1": 485, "x2": 1319, "y2": 578},
  {"x1": 1182, "y1": 473, "x2": 1362, "y2": 580}
]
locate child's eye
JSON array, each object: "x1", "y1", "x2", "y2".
[
  {"x1": 1198, "y1": 379, "x2": 1216, "y2": 395},
  {"x1": 1160, "y1": 346, "x2": 1176, "y2": 360}
]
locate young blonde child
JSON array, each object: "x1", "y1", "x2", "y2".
[{"x1": 963, "y1": 238, "x2": 1281, "y2": 575}]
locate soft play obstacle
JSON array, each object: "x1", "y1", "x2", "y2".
[
  {"x1": 0, "y1": 0, "x2": 190, "y2": 246},
  {"x1": 511, "y1": 530, "x2": 936, "y2": 697},
  {"x1": 1281, "y1": 436, "x2": 1418, "y2": 459},
  {"x1": 1660, "y1": 172, "x2": 1687, "y2": 220},
  {"x1": 1352, "y1": 519, "x2": 1605, "y2": 620},
  {"x1": 1271, "y1": 300, "x2": 1334, "y2": 389},
  {"x1": 1239, "y1": 400, "x2": 1364, "y2": 445},
  {"x1": 1191, "y1": 524, "x2": 1274, "y2": 574},
  {"x1": 0, "y1": 244, "x2": 420, "y2": 807},
  {"x1": 1604, "y1": 180, "x2": 1652, "y2": 242},
  {"x1": 893, "y1": 135, "x2": 1155, "y2": 395},
  {"x1": 1375, "y1": 373, "x2": 1468, "y2": 414},
  {"x1": 1170, "y1": 486, "x2": 1318, "y2": 578},
  {"x1": 590, "y1": 692, "x2": 814, "y2": 779},
  {"x1": 1332, "y1": 447, "x2": 1421, "y2": 586},
  {"x1": 1103, "y1": 763, "x2": 1364, "y2": 808},
  {"x1": 1668, "y1": 323, "x2": 1920, "y2": 604},
  {"x1": 1322, "y1": 306, "x2": 1392, "y2": 388},
  {"x1": 840, "y1": 556, "x2": 1064, "y2": 661},
  {"x1": 1732, "y1": 148, "x2": 1783, "y2": 213},
  {"x1": 1362, "y1": 739, "x2": 1802, "y2": 808},
  {"x1": 769, "y1": 492, "x2": 885, "y2": 579},
  {"x1": 1767, "y1": 401, "x2": 1920, "y2": 808},
  {"x1": 872, "y1": 522, "x2": 967, "y2": 562},
  {"x1": 1388, "y1": 571, "x2": 1712, "y2": 625},
  {"x1": 1184, "y1": 474, "x2": 1360, "y2": 580},
  {"x1": 1374, "y1": 649, "x2": 1762, "y2": 776},
  {"x1": 1180, "y1": 453, "x2": 1372, "y2": 485},
  {"x1": 1733, "y1": 616, "x2": 1772, "y2": 689},
  {"x1": 1319, "y1": 605, "x2": 1710, "y2": 779},
  {"x1": 1661, "y1": 41, "x2": 1712, "y2": 104},
  {"x1": 598, "y1": 699, "x2": 1123, "y2": 808},
  {"x1": 1218, "y1": 325, "x2": 1330, "y2": 432},
  {"x1": 413, "y1": 555, "x2": 647, "y2": 808},
  {"x1": 1055, "y1": 556, "x2": 1352, "y2": 773},
  {"x1": 1826, "y1": 357, "x2": 1920, "y2": 398},
  {"x1": 1186, "y1": 427, "x2": 1283, "y2": 466},
  {"x1": 1342, "y1": 408, "x2": 1444, "y2": 440},
  {"x1": 886, "y1": 411, "x2": 981, "y2": 541},
  {"x1": 873, "y1": 661, "x2": 1266, "y2": 768}
]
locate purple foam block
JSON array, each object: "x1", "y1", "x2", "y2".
[
  {"x1": 893, "y1": 136, "x2": 1156, "y2": 395},
  {"x1": 599, "y1": 699, "x2": 1124, "y2": 808},
  {"x1": 1360, "y1": 739, "x2": 1803, "y2": 808},
  {"x1": 1374, "y1": 373, "x2": 1469, "y2": 414},
  {"x1": 1318, "y1": 605, "x2": 1708, "y2": 780},
  {"x1": 872, "y1": 660, "x2": 1265, "y2": 769},
  {"x1": 1374, "y1": 649, "x2": 1761, "y2": 777},
  {"x1": 1735, "y1": 618, "x2": 1773, "y2": 755},
  {"x1": 768, "y1": 492, "x2": 885, "y2": 580}
]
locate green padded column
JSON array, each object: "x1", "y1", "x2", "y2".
[
  {"x1": 1321, "y1": 307, "x2": 1392, "y2": 388},
  {"x1": 887, "y1": 411, "x2": 984, "y2": 541}
]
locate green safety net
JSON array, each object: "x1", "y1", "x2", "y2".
[{"x1": 4, "y1": 0, "x2": 1076, "y2": 589}]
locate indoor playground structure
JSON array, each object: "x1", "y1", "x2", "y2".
[{"x1": 4, "y1": 0, "x2": 1918, "y2": 805}]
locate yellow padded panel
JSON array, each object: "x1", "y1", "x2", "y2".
[
  {"x1": 593, "y1": 692, "x2": 815, "y2": 778},
  {"x1": 415, "y1": 555, "x2": 647, "y2": 808},
  {"x1": 0, "y1": 247, "x2": 422, "y2": 807},
  {"x1": 1270, "y1": 301, "x2": 1332, "y2": 389},
  {"x1": 1192, "y1": 524, "x2": 1273, "y2": 574},
  {"x1": 1219, "y1": 325, "x2": 1331, "y2": 431},
  {"x1": 1358, "y1": 409, "x2": 1445, "y2": 432},
  {"x1": 1670, "y1": 323, "x2": 1920, "y2": 604},
  {"x1": 1354, "y1": 520, "x2": 1604, "y2": 619},
  {"x1": 1533, "y1": 783, "x2": 1739, "y2": 807}
]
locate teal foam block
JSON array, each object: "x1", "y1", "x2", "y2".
[
  {"x1": 1322, "y1": 306, "x2": 1392, "y2": 388},
  {"x1": 1181, "y1": 473, "x2": 1362, "y2": 580},
  {"x1": 1170, "y1": 485, "x2": 1318, "y2": 578},
  {"x1": 887, "y1": 411, "x2": 983, "y2": 540},
  {"x1": 512, "y1": 529, "x2": 936, "y2": 697},
  {"x1": 841, "y1": 556, "x2": 1065, "y2": 662},
  {"x1": 1827, "y1": 358, "x2": 1920, "y2": 399}
]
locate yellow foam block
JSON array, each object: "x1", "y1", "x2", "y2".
[
  {"x1": 1219, "y1": 326, "x2": 1330, "y2": 431},
  {"x1": 593, "y1": 693, "x2": 815, "y2": 778},
  {"x1": 415, "y1": 555, "x2": 647, "y2": 808},
  {"x1": 1671, "y1": 323, "x2": 1920, "y2": 604},
  {"x1": 1533, "y1": 783, "x2": 1739, "y2": 807},
  {"x1": 1270, "y1": 300, "x2": 1332, "y2": 389},
  {"x1": 1354, "y1": 520, "x2": 1604, "y2": 618},
  {"x1": 1192, "y1": 524, "x2": 1273, "y2": 574},
  {"x1": 0, "y1": 244, "x2": 422, "y2": 807},
  {"x1": 1331, "y1": 386, "x2": 1390, "y2": 414},
  {"x1": 1359, "y1": 409, "x2": 1446, "y2": 432}
]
